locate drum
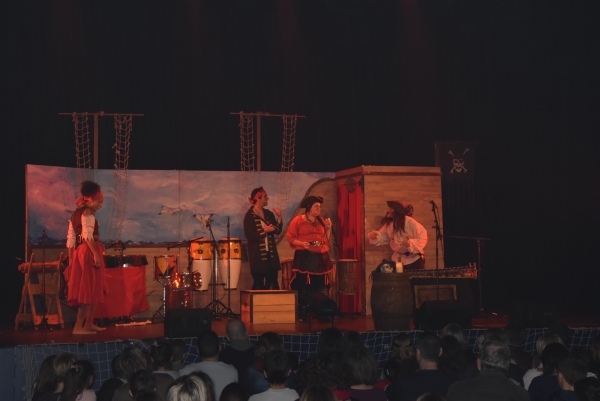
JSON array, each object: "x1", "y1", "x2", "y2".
[
  {"x1": 154, "y1": 255, "x2": 178, "y2": 285},
  {"x1": 218, "y1": 238, "x2": 241, "y2": 289},
  {"x1": 168, "y1": 271, "x2": 202, "y2": 292},
  {"x1": 191, "y1": 260, "x2": 212, "y2": 291},
  {"x1": 190, "y1": 239, "x2": 213, "y2": 260}
]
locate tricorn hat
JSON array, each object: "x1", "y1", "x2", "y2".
[
  {"x1": 387, "y1": 200, "x2": 406, "y2": 215},
  {"x1": 300, "y1": 195, "x2": 324, "y2": 209}
]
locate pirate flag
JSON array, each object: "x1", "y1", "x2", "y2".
[{"x1": 435, "y1": 141, "x2": 478, "y2": 206}]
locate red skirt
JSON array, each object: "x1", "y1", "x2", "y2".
[{"x1": 63, "y1": 242, "x2": 106, "y2": 306}]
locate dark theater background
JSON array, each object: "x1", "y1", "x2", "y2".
[{"x1": 1, "y1": 0, "x2": 599, "y2": 328}]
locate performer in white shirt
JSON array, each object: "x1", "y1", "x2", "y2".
[{"x1": 368, "y1": 200, "x2": 427, "y2": 270}]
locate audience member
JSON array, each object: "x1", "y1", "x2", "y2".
[
  {"x1": 548, "y1": 355, "x2": 588, "y2": 401},
  {"x1": 344, "y1": 331, "x2": 364, "y2": 349},
  {"x1": 590, "y1": 336, "x2": 600, "y2": 378},
  {"x1": 505, "y1": 324, "x2": 533, "y2": 374},
  {"x1": 446, "y1": 341, "x2": 529, "y2": 401},
  {"x1": 438, "y1": 335, "x2": 472, "y2": 380},
  {"x1": 240, "y1": 332, "x2": 290, "y2": 397},
  {"x1": 483, "y1": 328, "x2": 524, "y2": 386},
  {"x1": 294, "y1": 328, "x2": 352, "y2": 399},
  {"x1": 220, "y1": 382, "x2": 248, "y2": 401},
  {"x1": 133, "y1": 390, "x2": 161, "y2": 401},
  {"x1": 524, "y1": 332, "x2": 565, "y2": 389},
  {"x1": 416, "y1": 394, "x2": 446, "y2": 401},
  {"x1": 96, "y1": 353, "x2": 124, "y2": 401},
  {"x1": 179, "y1": 330, "x2": 238, "y2": 399},
  {"x1": 171, "y1": 339, "x2": 186, "y2": 372},
  {"x1": 220, "y1": 319, "x2": 256, "y2": 379},
  {"x1": 376, "y1": 359, "x2": 399, "y2": 391},
  {"x1": 32, "y1": 355, "x2": 59, "y2": 401},
  {"x1": 442, "y1": 323, "x2": 477, "y2": 364},
  {"x1": 166, "y1": 373, "x2": 215, "y2": 401},
  {"x1": 299, "y1": 384, "x2": 338, "y2": 401},
  {"x1": 343, "y1": 346, "x2": 386, "y2": 401},
  {"x1": 386, "y1": 334, "x2": 457, "y2": 401},
  {"x1": 574, "y1": 377, "x2": 600, "y2": 401},
  {"x1": 60, "y1": 360, "x2": 96, "y2": 401},
  {"x1": 528, "y1": 343, "x2": 570, "y2": 401},
  {"x1": 128, "y1": 369, "x2": 157, "y2": 398},
  {"x1": 151, "y1": 340, "x2": 180, "y2": 379},
  {"x1": 114, "y1": 347, "x2": 174, "y2": 401},
  {"x1": 388, "y1": 333, "x2": 419, "y2": 375},
  {"x1": 248, "y1": 349, "x2": 299, "y2": 401}
]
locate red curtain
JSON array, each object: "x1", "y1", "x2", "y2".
[{"x1": 336, "y1": 179, "x2": 364, "y2": 313}]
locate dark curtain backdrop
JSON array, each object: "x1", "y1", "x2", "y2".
[{"x1": 2, "y1": 0, "x2": 600, "y2": 326}]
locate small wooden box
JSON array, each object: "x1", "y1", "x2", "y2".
[{"x1": 240, "y1": 290, "x2": 297, "y2": 324}]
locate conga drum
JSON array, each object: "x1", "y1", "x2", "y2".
[
  {"x1": 154, "y1": 255, "x2": 178, "y2": 285},
  {"x1": 189, "y1": 238, "x2": 212, "y2": 291},
  {"x1": 217, "y1": 238, "x2": 241, "y2": 289}
]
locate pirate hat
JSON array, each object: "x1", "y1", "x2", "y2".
[
  {"x1": 300, "y1": 195, "x2": 324, "y2": 209},
  {"x1": 387, "y1": 200, "x2": 406, "y2": 215}
]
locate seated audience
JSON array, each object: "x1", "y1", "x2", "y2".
[
  {"x1": 524, "y1": 332, "x2": 564, "y2": 389},
  {"x1": 505, "y1": 324, "x2": 533, "y2": 374},
  {"x1": 179, "y1": 330, "x2": 238, "y2": 399},
  {"x1": 128, "y1": 370, "x2": 157, "y2": 399},
  {"x1": 166, "y1": 373, "x2": 215, "y2": 401},
  {"x1": 219, "y1": 319, "x2": 256, "y2": 379},
  {"x1": 343, "y1": 346, "x2": 386, "y2": 401},
  {"x1": 344, "y1": 331, "x2": 365, "y2": 349},
  {"x1": 61, "y1": 359, "x2": 96, "y2": 401},
  {"x1": 446, "y1": 341, "x2": 529, "y2": 401},
  {"x1": 220, "y1": 382, "x2": 248, "y2": 401},
  {"x1": 416, "y1": 394, "x2": 445, "y2": 401},
  {"x1": 442, "y1": 323, "x2": 477, "y2": 364},
  {"x1": 438, "y1": 335, "x2": 475, "y2": 380},
  {"x1": 299, "y1": 384, "x2": 338, "y2": 401},
  {"x1": 386, "y1": 334, "x2": 457, "y2": 401},
  {"x1": 248, "y1": 349, "x2": 299, "y2": 401},
  {"x1": 151, "y1": 340, "x2": 180, "y2": 380},
  {"x1": 171, "y1": 339, "x2": 186, "y2": 372},
  {"x1": 96, "y1": 353, "x2": 124, "y2": 401},
  {"x1": 133, "y1": 390, "x2": 161, "y2": 401},
  {"x1": 528, "y1": 343, "x2": 570, "y2": 401},
  {"x1": 241, "y1": 332, "x2": 291, "y2": 397},
  {"x1": 388, "y1": 333, "x2": 419, "y2": 375},
  {"x1": 590, "y1": 336, "x2": 600, "y2": 378},
  {"x1": 549, "y1": 355, "x2": 589, "y2": 401},
  {"x1": 114, "y1": 347, "x2": 174, "y2": 401},
  {"x1": 574, "y1": 377, "x2": 600, "y2": 401},
  {"x1": 32, "y1": 355, "x2": 59, "y2": 401}
]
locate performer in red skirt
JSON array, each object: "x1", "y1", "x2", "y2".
[{"x1": 64, "y1": 181, "x2": 106, "y2": 334}]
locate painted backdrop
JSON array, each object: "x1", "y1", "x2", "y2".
[{"x1": 27, "y1": 165, "x2": 332, "y2": 245}]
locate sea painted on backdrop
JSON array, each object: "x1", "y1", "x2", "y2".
[{"x1": 26, "y1": 164, "x2": 332, "y2": 245}]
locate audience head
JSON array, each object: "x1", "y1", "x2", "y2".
[
  {"x1": 317, "y1": 327, "x2": 345, "y2": 357},
  {"x1": 548, "y1": 323, "x2": 571, "y2": 347},
  {"x1": 483, "y1": 328, "x2": 509, "y2": 345},
  {"x1": 225, "y1": 319, "x2": 248, "y2": 342},
  {"x1": 541, "y1": 342, "x2": 570, "y2": 375},
  {"x1": 134, "y1": 390, "x2": 162, "y2": 401},
  {"x1": 575, "y1": 377, "x2": 600, "y2": 401},
  {"x1": 255, "y1": 332, "x2": 284, "y2": 361},
  {"x1": 383, "y1": 359, "x2": 400, "y2": 381},
  {"x1": 535, "y1": 332, "x2": 564, "y2": 357},
  {"x1": 343, "y1": 346, "x2": 378, "y2": 386},
  {"x1": 479, "y1": 341, "x2": 511, "y2": 373},
  {"x1": 189, "y1": 371, "x2": 216, "y2": 400},
  {"x1": 34, "y1": 355, "x2": 58, "y2": 393},
  {"x1": 504, "y1": 324, "x2": 527, "y2": 347},
  {"x1": 167, "y1": 373, "x2": 215, "y2": 401},
  {"x1": 111, "y1": 353, "x2": 124, "y2": 379},
  {"x1": 61, "y1": 360, "x2": 94, "y2": 401},
  {"x1": 171, "y1": 339, "x2": 186, "y2": 369},
  {"x1": 442, "y1": 323, "x2": 466, "y2": 348},
  {"x1": 299, "y1": 384, "x2": 337, "y2": 401},
  {"x1": 120, "y1": 347, "x2": 148, "y2": 382},
  {"x1": 53, "y1": 353, "x2": 77, "y2": 386},
  {"x1": 129, "y1": 369, "x2": 157, "y2": 398},
  {"x1": 557, "y1": 355, "x2": 588, "y2": 390},
  {"x1": 416, "y1": 334, "x2": 441, "y2": 364},
  {"x1": 287, "y1": 351, "x2": 299, "y2": 372},
  {"x1": 151, "y1": 340, "x2": 174, "y2": 370},
  {"x1": 263, "y1": 349, "x2": 291, "y2": 384},
  {"x1": 439, "y1": 335, "x2": 467, "y2": 377},
  {"x1": 344, "y1": 331, "x2": 364, "y2": 349},
  {"x1": 198, "y1": 330, "x2": 220, "y2": 359},
  {"x1": 390, "y1": 333, "x2": 415, "y2": 360},
  {"x1": 219, "y1": 382, "x2": 247, "y2": 401}
]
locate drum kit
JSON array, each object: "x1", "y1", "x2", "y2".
[{"x1": 152, "y1": 222, "x2": 241, "y2": 319}]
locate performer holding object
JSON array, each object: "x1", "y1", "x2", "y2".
[
  {"x1": 64, "y1": 181, "x2": 107, "y2": 334},
  {"x1": 287, "y1": 196, "x2": 333, "y2": 306},
  {"x1": 368, "y1": 200, "x2": 427, "y2": 270},
  {"x1": 243, "y1": 187, "x2": 283, "y2": 290}
]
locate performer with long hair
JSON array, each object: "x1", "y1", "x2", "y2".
[
  {"x1": 64, "y1": 180, "x2": 106, "y2": 334},
  {"x1": 368, "y1": 200, "x2": 427, "y2": 270},
  {"x1": 287, "y1": 196, "x2": 333, "y2": 308},
  {"x1": 243, "y1": 187, "x2": 283, "y2": 290}
]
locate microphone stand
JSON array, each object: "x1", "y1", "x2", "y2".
[
  {"x1": 36, "y1": 229, "x2": 61, "y2": 331},
  {"x1": 430, "y1": 201, "x2": 443, "y2": 301}
]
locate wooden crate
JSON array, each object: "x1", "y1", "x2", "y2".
[{"x1": 240, "y1": 290, "x2": 297, "y2": 324}]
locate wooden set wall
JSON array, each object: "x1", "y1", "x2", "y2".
[{"x1": 335, "y1": 166, "x2": 443, "y2": 315}]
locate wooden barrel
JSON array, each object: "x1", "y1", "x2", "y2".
[{"x1": 371, "y1": 273, "x2": 413, "y2": 331}]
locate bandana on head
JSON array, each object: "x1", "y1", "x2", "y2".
[{"x1": 248, "y1": 189, "x2": 266, "y2": 205}]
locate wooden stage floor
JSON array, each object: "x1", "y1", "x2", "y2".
[{"x1": 2, "y1": 312, "x2": 599, "y2": 348}]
